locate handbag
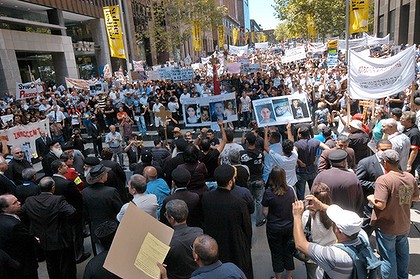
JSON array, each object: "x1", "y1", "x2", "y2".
[{"x1": 291, "y1": 215, "x2": 312, "y2": 262}]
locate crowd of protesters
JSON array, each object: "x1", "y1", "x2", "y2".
[{"x1": 0, "y1": 44, "x2": 420, "y2": 279}]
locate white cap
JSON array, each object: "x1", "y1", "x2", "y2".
[{"x1": 326, "y1": 204, "x2": 362, "y2": 236}]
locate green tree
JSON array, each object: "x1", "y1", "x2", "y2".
[{"x1": 148, "y1": 0, "x2": 226, "y2": 57}]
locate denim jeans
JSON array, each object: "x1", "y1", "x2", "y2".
[
  {"x1": 249, "y1": 179, "x2": 265, "y2": 223},
  {"x1": 376, "y1": 229, "x2": 409, "y2": 279},
  {"x1": 136, "y1": 115, "x2": 147, "y2": 133},
  {"x1": 295, "y1": 171, "x2": 316, "y2": 200}
]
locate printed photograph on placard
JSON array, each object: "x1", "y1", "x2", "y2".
[
  {"x1": 210, "y1": 101, "x2": 227, "y2": 122},
  {"x1": 200, "y1": 106, "x2": 210, "y2": 122},
  {"x1": 255, "y1": 103, "x2": 277, "y2": 126},
  {"x1": 272, "y1": 98, "x2": 292, "y2": 118},
  {"x1": 223, "y1": 99, "x2": 237, "y2": 121},
  {"x1": 290, "y1": 97, "x2": 310, "y2": 119},
  {"x1": 184, "y1": 104, "x2": 202, "y2": 124}
]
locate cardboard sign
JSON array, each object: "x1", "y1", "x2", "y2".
[{"x1": 104, "y1": 203, "x2": 174, "y2": 279}]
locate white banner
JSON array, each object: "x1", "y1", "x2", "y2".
[
  {"x1": 255, "y1": 42, "x2": 269, "y2": 49},
  {"x1": 0, "y1": 118, "x2": 50, "y2": 159},
  {"x1": 229, "y1": 45, "x2": 249, "y2": 55},
  {"x1": 226, "y1": 62, "x2": 241, "y2": 74},
  {"x1": 366, "y1": 34, "x2": 390, "y2": 46},
  {"x1": 182, "y1": 93, "x2": 238, "y2": 127},
  {"x1": 16, "y1": 79, "x2": 43, "y2": 100},
  {"x1": 281, "y1": 46, "x2": 307, "y2": 63},
  {"x1": 252, "y1": 94, "x2": 312, "y2": 127},
  {"x1": 65, "y1": 77, "x2": 94, "y2": 90},
  {"x1": 1, "y1": 114, "x2": 13, "y2": 125},
  {"x1": 132, "y1": 60, "x2": 145, "y2": 72},
  {"x1": 348, "y1": 45, "x2": 416, "y2": 100},
  {"x1": 103, "y1": 64, "x2": 112, "y2": 79},
  {"x1": 148, "y1": 67, "x2": 193, "y2": 82}
]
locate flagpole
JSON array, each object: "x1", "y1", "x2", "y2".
[
  {"x1": 345, "y1": 0, "x2": 350, "y2": 64},
  {"x1": 118, "y1": 0, "x2": 131, "y2": 83}
]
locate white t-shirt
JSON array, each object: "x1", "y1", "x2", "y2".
[{"x1": 240, "y1": 96, "x2": 251, "y2": 113}]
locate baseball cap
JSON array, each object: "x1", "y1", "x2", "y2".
[{"x1": 326, "y1": 204, "x2": 362, "y2": 236}]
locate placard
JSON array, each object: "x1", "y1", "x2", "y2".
[
  {"x1": 16, "y1": 79, "x2": 43, "y2": 100},
  {"x1": 252, "y1": 95, "x2": 311, "y2": 127},
  {"x1": 182, "y1": 93, "x2": 238, "y2": 127}
]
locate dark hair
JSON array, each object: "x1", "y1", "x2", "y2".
[
  {"x1": 270, "y1": 131, "x2": 281, "y2": 143},
  {"x1": 322, "y1": 127, "x2": 332, "y2": 138},
  {"x1": 60, "y1": 153, "x2": 73, "y2": 162},
  {"x1": 310, "y1": 182, "x2": 333, "y2": 229},
  {"x1": 282, "y1": 139, "x2": 294, "y2": 156},
  {"x1": 166, "y1": 199, "x2": 189, "y2": 223},
  {"x1": 377, "y1": 139, "x2": 392, "y2": 146},
  {"x1": 298, "y1": 126, "x2": 310, "y2": 138},
  {"x1": 187, "y1": 104, "x2": 197, "y2": 112},
  {"x1": 183, "y1": 144, "x2": 199, "y2": 164},
  {"x1": 51, "y1": 160, "x2": 64, "y2": 174},
  {"x1": 101, "y1": 147, "x2": 113, "y2": 160},
  {"x1": 245, "y1": 132, "x2": 256, "y2": 145},
  {"x1": 200, "y1": 138, "x2": 211, "y2": 152},
  {"x1": 154, "y1": 138, "x2": 162, "y2": 146},
  {"x1": 39, "y1": 177, "x2": 55, "y2": 192},
  {"x1": 390, "y1": 107, "x2": 402, "y2": 119},
  {"x1": 193, "y1": 235, "x2": 219, "y2": 266},
  {"x1": 225, "y1": 129, "x2": 234, "y2": 142},
  {"x1": 0, "y1": 196, "x2": 9, "y2": 213},
  {"x1": 267, "y1": 167, "x2": 288, "y2": 196},
  {"x1": 175, "y1": 138, "x2": 187, "y2": 152}
]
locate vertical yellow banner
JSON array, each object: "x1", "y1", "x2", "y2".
[
  {"x1": 192, "y1": 20, "x2": 202, "y2": 52},
  {"x1": 218, "y1": 25, "x2": 225, "y2": 49},
  {"x1": 251, "y1": 32, "x2": 255, "y2": 43},
  {"x1": 307, "y1": 15, "x2": 317, "y2": 39},
  {"x1": 349, "y1": 0, "x2": 369, "y2": 34},
  {"x1": 232, "y1": 28, "x2": 239, "y2": 45},
  {"x1": 245, "y1": 32, "x2": 249, "y2": 44},
  {"x1": 103, "y1": 6, "x2": 126, "y2": 59}
]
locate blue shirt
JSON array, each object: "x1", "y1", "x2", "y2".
[
  {"x1": 190, "y1": 260, "x2": 246, "y2": 279},
  {"x1": 263, "y1": 142, "x2": 283, "y2": 183},
  {"x1": 145, "y1": 178, "x2": 170, "y2": 218}
]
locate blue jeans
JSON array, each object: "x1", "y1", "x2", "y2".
[
  {"x1": 376, "y1": 229, "x2": 409, "y2": 279},
  {"x1": 295, "y1": 171, "x2": 316, "y2": 200},
  {"x1": 136, "y1": 115, "x2": 147, "y2": 133},
  {"x1": 249, "y1": 180, "x2": 265, "y2": 223}
]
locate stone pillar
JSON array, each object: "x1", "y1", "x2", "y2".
[
  {"x1": 47, "y1": 9, "x2": 66, "y2": 36},
  {"x1": 408, "y1": 0, "x2": 416, "y2": 44},
  {"x1": 0, "y1": 30, "x2": 22, "y2": 95},
  {"x1": 87, "y1": 19, "x2": 112, "y2": 73},
  {"x1": 53, "y1": 36, "x2": 78, "y2": 85}
]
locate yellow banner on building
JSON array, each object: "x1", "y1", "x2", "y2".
[
  {"x1": 244, "y1": 32, "x2": 249, "y2": 44},
  {"x1": 218, "y1": 25, "x2": 224, "y2": 49},
  {"x1": 251, "y1": 32, "x2": 255, "y2": 43},
  {"x1": 232, "y1": 28, "x2": 239, "y2": 46},
  {"x1": 192, "y1": 20, "x2": 202, "y2": 52},
  {"x1": 307, "y1": 15, "x2": 317, "y2": 39},
  {"x1": 349, "y1": 0, "x2": 369, "y2": 34},
  {"x1": 103, "y1": 6, "x2": 126, "y2": 59}
]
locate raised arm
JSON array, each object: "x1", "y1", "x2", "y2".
[
  {"x1": 216, "y1": 119, "x2": 227, "y2": 153},
  {"x1": 264, "y1": 126, "x2": 270, "y2": 153}
]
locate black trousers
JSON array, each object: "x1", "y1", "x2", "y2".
[{"x1": 44, "y1": 246, "x2": 76, "y2": 279}]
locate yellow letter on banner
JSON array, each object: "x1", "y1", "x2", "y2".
[
  {"x1": 218, "y1": 25, "x2": 225, "y2": 49},
  {"x1": 349, "y1": 0, "x2": 369, "y2": 34},
  {"x1": 251, "y1": 32, "x2": 255, "y2": 43},
  {"x1": 103, "y1": 6, "x2": 126, "y2": 59},
  {"x1": 232, "y1": 28, "x2": 239, "y2": 46}
]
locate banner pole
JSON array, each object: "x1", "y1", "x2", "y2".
[{"x1": 410, "y1": 81, "x2": 416, "y2": 111}]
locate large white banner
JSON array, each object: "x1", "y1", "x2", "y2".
[
  {"x1": 255, "y1": 42, "x2": 269, "y2": 49},
  {"x1": 182, "y1": 93, "x2": 238, "y2": 127},
  {"x1": 253, "y1": 94, "x2": 311, "y2": 127},
  {"x1": 281, "y1": 46, "x2": 307, "y2": 63},
  {"x1": 349, "y1": 45, "x2": 416, "y2": 100},
  {"x1": 148, "y1": 67, "x2": 193, "y2": 82},
  {"x1": 0, "y1": 119, "x2": 50, "y2": 159},
  {"x1": 65, "y1": 77, "x2": 94, "y2": 90},
  {"x1": 366, "y1": 34, "x2": 390, "y2": 46},
  {"x1": 229, "y1": 45, "x2": 249, "y2": 55},
  {"x1": 16, "y1": 79, "x2": 43, "y2": 100},
  {"x1": 338, "y1": 34, "x2": 390, "y2": 50}
]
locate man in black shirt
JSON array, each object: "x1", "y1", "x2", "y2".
[{"x1": 401, "y1": 111, "x2": 420, "y2": 175}]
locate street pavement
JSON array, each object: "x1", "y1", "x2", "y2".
[{"x1": 34, "y1": 136, "x2": 420, "y2": 278}]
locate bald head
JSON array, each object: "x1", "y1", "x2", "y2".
[
  {"x1": 143, "y1": 166, "x2": 157, "y2": 182},
  {"x1": 193, "y1": 235, "x2": 219, "y2": 266}
]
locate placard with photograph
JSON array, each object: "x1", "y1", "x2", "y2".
[
  {"x1": 183, "y1": 93, "x2": 238, "y2": 127},
  {"x1": 253, "y1": 95, "x2": 311, "y2": 127}
]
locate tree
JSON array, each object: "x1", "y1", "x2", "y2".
[
  {"x1": 147, "y1": 0, "x2": 226, "y2": 59},
  {"x1": 273, "y1": 0, "x2": 346, "y2": 40}
]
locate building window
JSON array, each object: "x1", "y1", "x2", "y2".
[
  {"x1": 388, "y1": 9, "x2": 395, "y2": 41},
  {"x1": 378, "y1": 15, "x2": 384, "y2": 38}
]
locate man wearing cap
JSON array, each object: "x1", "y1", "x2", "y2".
[
  {"x1": 134, "y1": 149, "x2": 164, "y2": 179},
  {"x1": 201, "y1": 164, "x2": 253, "y2": 279},
  {"x1": 116, "y1": 174, "x2": 157, "y2": 221},
  {"x1": 100, "y1": 147, "x2": 128, "y2": 203},
  {"x1": 292, "y1": 198, "x2": 378, "y2": 279},
  {"x1": 82, "y1": 165, "x2": 123, "y2": 255},
  {"x1": 381, "y1": 118, "x2": 411, "y2": 171},
  {"x1": 313, "y1": 149, "x2": 364, "y2": 216},
  {"x1": 367, "y1": 149, "x2": 419, "y2": 279},
  {"x1": 347, "y1": 120, "x2": 370, "y2": 164},
  {"x1": 163, "y1": 199, "x2": 203, "y2": 279},
  {"x1": 160, "y1": 167, "x2": 202, "y2": 228},
  {"x1": 356, "y1": 139, "x2": 393, "y2": 235},
  {"x1": 318, "y1": 134, "x2": 356, "y2": 173}
]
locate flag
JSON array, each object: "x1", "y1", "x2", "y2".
[
  {"x1": 245, "y1": 32, "x2": 249, "y2": 44},
  {"x1": 192, "y1": 20, "x2": 202, "y2": 51},
  {"x1": 103, "y1": 6, "x2": 126, "y2": 59},
  {"x1": 232, "y1": 28, "x2": 239, "y2": 46},
  {"x1": 349, "y1": 0, "x2": 369, "y2": 34},
  {"x1": 251, "y1": 32, "x2": 255, "y2": 43},
  {"x1": 307, "y1": 15, "x2": 317, "y2": 38},
  {"x1": 218, "y1": 25, "x2": 224, "y2": 49}
]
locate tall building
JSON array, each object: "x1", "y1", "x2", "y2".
[
  {"x1": 374, "y1": 0, "x2": 420, "y2": 44},
  {"x1": 0, "y1": 0, "x2": 122, "y2": 94}
]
